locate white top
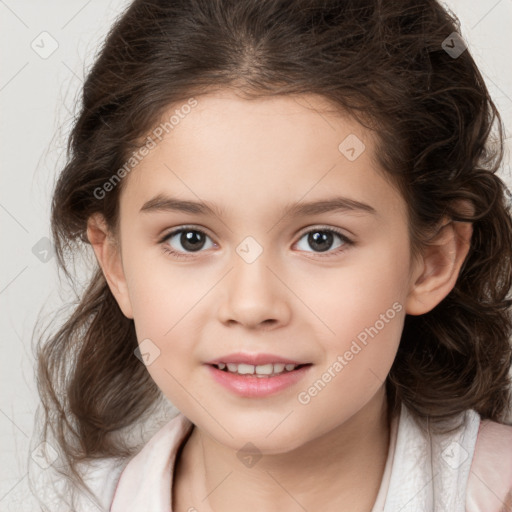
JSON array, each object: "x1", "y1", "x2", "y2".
[
  {"x1": 106, "y1": 402, "x2": 481, "y2": 512},
  {"x1": 38, "y1": 401, "x2": 512, "y2": 511}
]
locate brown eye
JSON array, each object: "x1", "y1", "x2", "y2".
[
  {"x1": 295, "y1": 228, "x2": 353, "y2": 256},
  {"x1": 176, "y1": 230, "x2": 207, "y2": 252},
  {"x1": 161, "y1": 227, "x2": 215, "y2": 258}
]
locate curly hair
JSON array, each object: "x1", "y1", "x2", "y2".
[{"x1": 32, "y1": 0, "x2": 512, "y2": 508}]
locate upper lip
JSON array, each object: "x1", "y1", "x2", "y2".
[{"x1": 205, "y1": 352, "x2": 310, "y2": 366}]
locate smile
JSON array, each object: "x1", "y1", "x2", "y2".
[
  {"x1": 206, "y1": 363, "x2": 313, "y2": 398},
  {"x1": 213, "y1": 362, "x2": 308, "y2": 377}
]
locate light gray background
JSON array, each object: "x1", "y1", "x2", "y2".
[{"x1": 1, "y1": 0, "x2": 511, "y2": 509}]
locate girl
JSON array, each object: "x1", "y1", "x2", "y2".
[{"x1": 31, "y1": 0, "x2": 512, "y2": 511}]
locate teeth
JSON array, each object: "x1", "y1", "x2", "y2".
[
  {"x1": 237, "y1": 363, "x2": 254, "y2": 374},
  {"x1": 273, "y1": 363, "x2": 285, "y2": 373},
  {"x1": 216, "y1": 362, "x2": 300, "y2": 376}
]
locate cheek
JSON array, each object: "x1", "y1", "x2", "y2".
[
  {"x1": 315, "y1": 296, "x2": 404, "y2": 395},
  {"x1": 122, "y1": 249, "x2": 208, "y2": 393},
  {"x1": 122, "y1": 246, "x2": 203, "y2": 334},
  {"x1": 297, "y1": 263, "x2": 407, "y2": 423},
  {"x1": 304, "y1": 235, "x2": 409, "y2": 392},
  {"x1": 308, "y1": 236, "x2": 410, "y2": 339}
]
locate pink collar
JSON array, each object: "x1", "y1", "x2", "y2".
[{"x1": 110, "y1": 413, "x2": 193, "y2": 512}]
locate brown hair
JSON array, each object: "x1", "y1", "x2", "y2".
[{"x1": 32, "y1": 0, "x2": 512, "y2": 508}]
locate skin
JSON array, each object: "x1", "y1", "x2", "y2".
[{"x1": 87, "y1": 90, "x2": 472, "y2": 512}]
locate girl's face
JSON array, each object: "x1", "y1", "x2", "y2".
[{"x1": 102, "y1": 90, "x2": 422, "y2": 451}]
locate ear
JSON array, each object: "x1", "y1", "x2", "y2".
[
  {"x1": 405, "y1": 217, "x2": 473, "y2": 316},
  {"x1": 86, "y1": 213, "x2": 134, "y2": 319}
]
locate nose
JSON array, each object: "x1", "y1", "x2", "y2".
[{"x1": 216, "y1": 248, "x2": 292, "y2": 330}]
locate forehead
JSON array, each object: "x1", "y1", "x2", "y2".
[{"x1": 119, "y1": 91, "x2": 404, "y2": 222}]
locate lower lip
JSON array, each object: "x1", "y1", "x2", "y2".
[{"x1": 206, "y1": 364, "x2": 312, "y2": 398}]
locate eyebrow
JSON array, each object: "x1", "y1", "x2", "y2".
[{"x1": 139, "y1": 193, "x2": 377, "y2": 218}]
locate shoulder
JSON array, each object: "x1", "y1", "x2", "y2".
[{"x1": 466, "y1": 419, "x2": 512, "y2": 512}]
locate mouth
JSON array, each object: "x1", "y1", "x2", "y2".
[
  {"x1": 204, "y1": 352, "x2": 313, "y2": 397},
  {"x1": 206, "y1": 361, "x2": 313, "y2": 398},
  {"x1": 209, "y1": 362, "x2": 312, "y2": 378}
]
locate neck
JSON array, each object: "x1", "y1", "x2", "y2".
[{"x1": 173, "y1": 386, "x2": 391, "y2": 512}]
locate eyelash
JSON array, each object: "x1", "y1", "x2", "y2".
[{"x1": 158, "y1": 225, "x2": 354, "y2": 260}]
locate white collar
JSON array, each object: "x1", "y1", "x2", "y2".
[
  {"x1": 110, "y1": 412, "x2": 194, "y2": 511},
  {"x1": 110, "y1": 403, "x2": 480, "y2": 512},
  {"x1": 382, "y1": 403, "x2": 480, "y2": 512}
]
